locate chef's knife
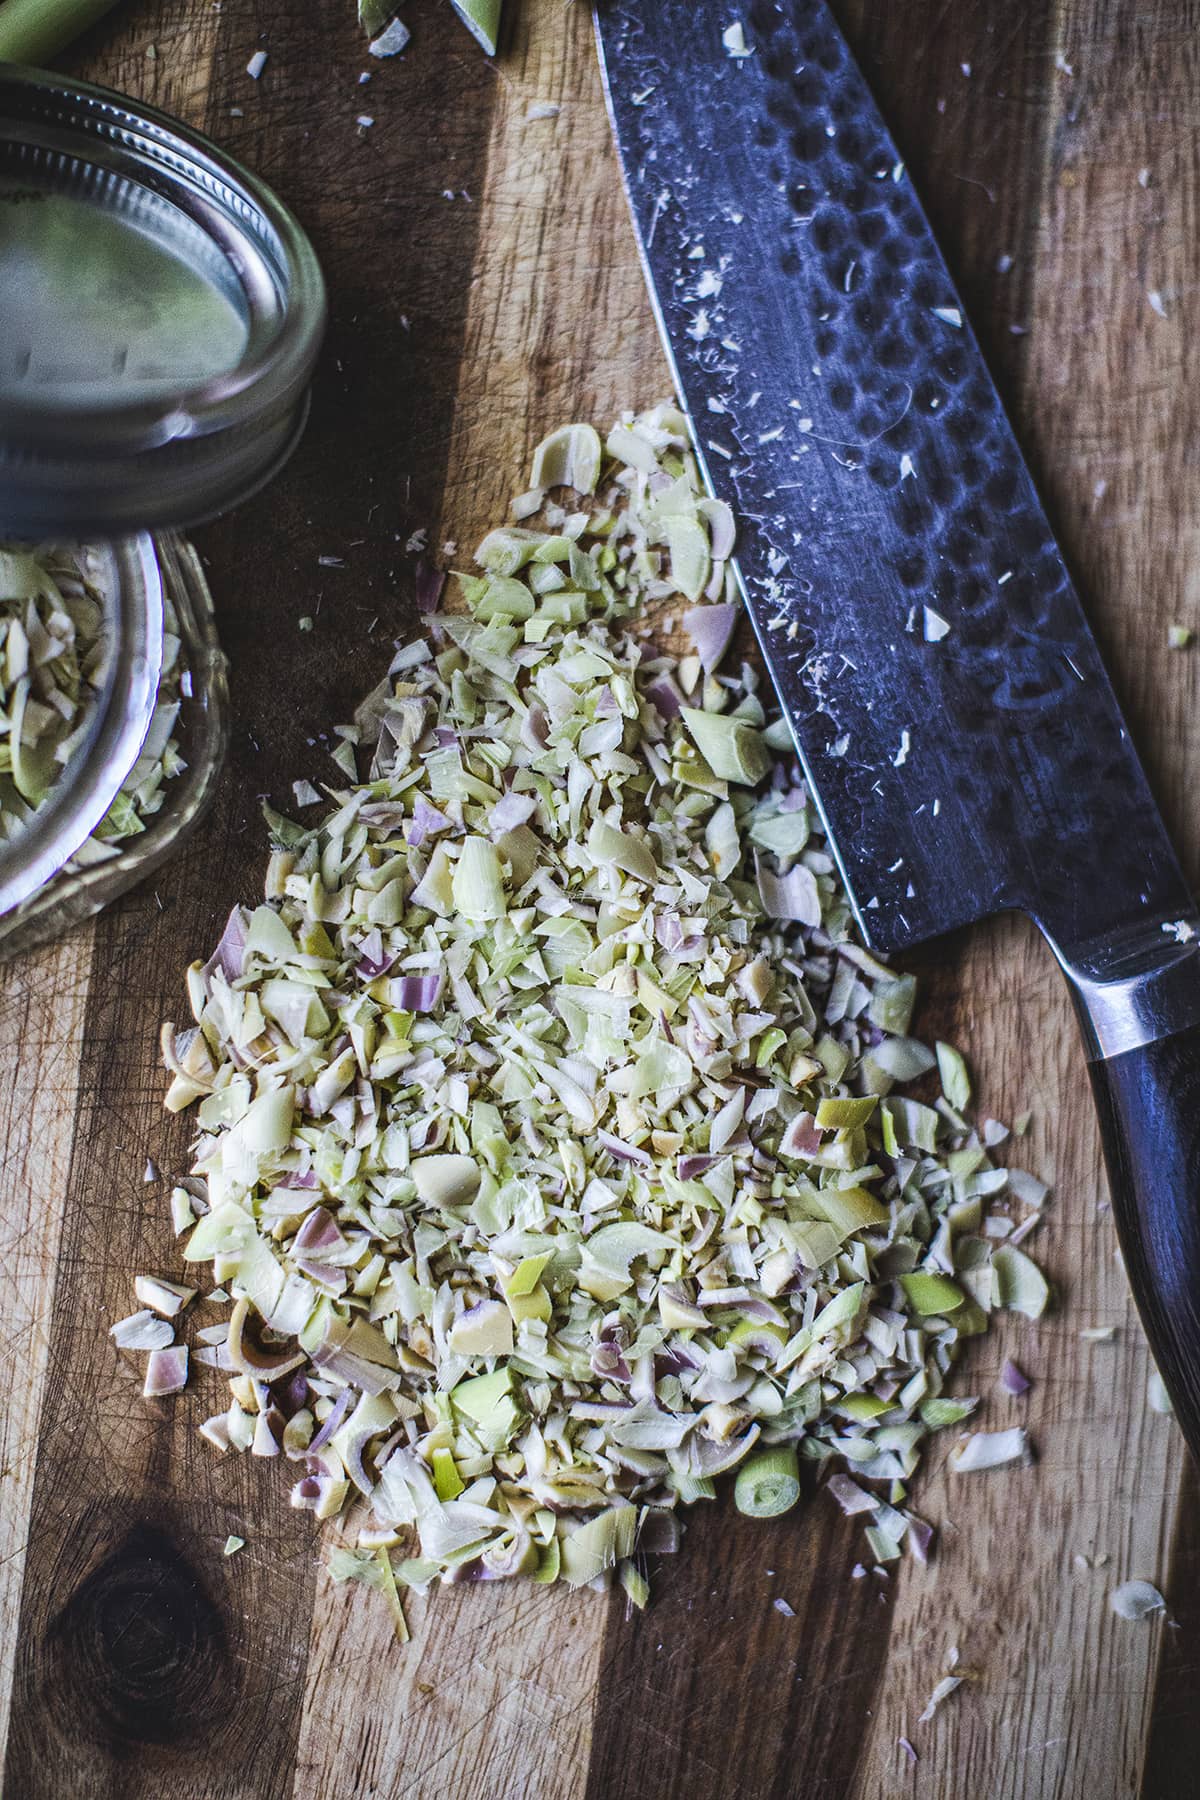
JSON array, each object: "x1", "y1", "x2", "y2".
[{"x1": 596, "y1": 0, "x2": 1200, "y2": 1453}]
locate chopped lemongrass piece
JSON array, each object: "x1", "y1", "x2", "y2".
[
  {"x1": 680, "y1": 705, "x2": 771, "y2": 783},
  {"x1": 900, "y1": 1272, "x2": 965, "y2": 1316},
  {"x1": 1147, "y1": 1369, "x2": 1173, "y2": 1414},
  {"x1": 224, "y1": 1535, "x2": 245, "y2": 1556},
  {"x1": 1109, "y1": 1579, "x2": 1165, "y2": 1620},
  {"x1": 530, "y1": 422, "x2": 602, "y2": 494},
  {"x1": 143, "y1": 1345, "x2": 188, "y2": 1396},
  {"x1": 992, "y1": 1244, "x2": 1050, "y2": 1318},
  {"x1": 111, "y1": 1310, "x2": 174, "y2": 1352},
  {"x1": 734, "y1": 1445, "x2": 801, "y2": 1518},
  {"x1": 368, "y1": 17, "x2": 410, "y2": 57},
  {"x1": 918, "y1": 1674, "x2": 964, "y2": 1724},
  {"x1": 449, "y1": 0, "x2": 501, "y2": 55},
  {"x1": 935, "y1": 1040, "x2": 971, "y2": 1110},
  {"x1": 375, "y1": 1546, "x2": 410, "y2": 1642},
  {"x1": 619, "y1": 1559, "x2": 650, "y2": 1611},
  {"x1": 949, "y1": 1427, "x2": 1030, "y2": 1473},
  {"x1": 134, "y1": 1274, "x2": 197, "y2": 1318}
]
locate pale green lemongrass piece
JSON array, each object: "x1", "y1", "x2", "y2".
[
  {"x1": 530, "y1": 422, "x2": 601, "y2": 493},
  {"x1": 935, "y1": 1040, "x2": 972, "y2": 1110},
  {"x1": 991, "y1": 1243, "x2": 1050, "y2": 1319},
  {"x1": 900, "y1": 1271, "x2": 965, "y2": 1316},
  {"x1": 733, "y1": 1444, "x2": 801, "y2": 1518},
  {"x1": 452, "y1": 835, "x2": 507, "y2": 919},
  {"x1": 679, "y1": 705, "x2": 771, "y2": 784},
  {"x1": 664, "y1": 516, "x2": 711, "y2": 603},
  {"x1": 559, "y1": 1505, "x2": 638, "y2": 1586}
]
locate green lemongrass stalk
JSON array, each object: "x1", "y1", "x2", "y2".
[
  {"x1": 0, "y1": 0, "x2": 124, "y2": 64},
  {"x1": 450, "y1": 0, "x2": 502, "y2": 56},
  {"x1": 734, "y1": 1445, "x2": 802, "y2": 1519}
]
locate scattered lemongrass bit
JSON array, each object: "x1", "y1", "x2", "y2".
[
  {"x1": 246, "y1": 49, "x2": 268, "y2": 79},
  {"x1": 680, "y1": 705, "x2": 771, "y2": 783},
  {"x1": 530, "y1": 422, "x2": 602, "y2": 494},
  {"x1": 1005, "y1": 1167, "x2": 1047, "y2": 1207},
  {"x1": 773, "y1": 1596, "x2": 796, "y2": 1617},
  {"x1": 1110, "y1": 1579, "x2": 1165, "y2": 1621},
  {"x1": 170, "y1": 1187, "x2": 196, "y2": 1233},
  {"x1": 918, "y1": 1673, "x2": 964, "y2": 1724},
  {"x1": 1168, "y1": 624, "x2": 1193, "y2": 649},
  {"x1": 1147, "y1": 1369, "x2": 1173, "y2": 1414},
  {"x1": 375, "y1": 1545, "x2": 410, "y2": 1642},
  {"x1": 111, "y1": 1310, "x2": 174, "y2": 1352},
  {"x1": 722, "y1": 20, "x2": 753, "y2": 58},
  {"x1": 224, "y1": 1535, "x2": 246, "y2": 1556},
  {"x1": 134, "y1": 1274, "x2": 197, "y2": 1318},
  {"x1": 450, "y1": 0, "x2": 501, "y2": 55},
  {"x1": 143, "y1": 1345, "x2": 189, "y2": 1397},
  {"x1": 898, "y1": 1736, "x2": 919, "y2": 1765},
  {"x1": 935, "y1": 1041, "x2": 971, "y2": 1111},
  {"x1": 949, "y1": 1427, "x2": 1029, "y2": 1473},
  {"x1": 619, "y1": 1559, "x2": 650, "y2": 1612},
  {"x1": 906, "y1": 1513, "x2": 936, "y2": 1565},
  {"x1": 148, "y1": 404, "x2": 1047, "y2": 1612},
  {"x1": 999, "y1": 1358, "x2": 1031, "y2": 1396},
  {"x1": 1006, "y1": 1210, "x2": 1043, "y2": 1248},
  {"x1": 1079, "y1": 1325, "x2": 1118, "y2": 1343},
  {"x1": 734, "y1": 1446, "x2": 801, "y2": 1518},
  {"x1": 992, "y1": 1243, "x2": 1050, "y2": 1319},
  {"x1": 369, "y1": 16, "x2": 410, "y2": 56},
  {"x1": 683, "y1": 602, "x2": 738, "y2": 674},
  {"x1": 827, "y1": 1473, "x2": 876, "y2": 1515}
]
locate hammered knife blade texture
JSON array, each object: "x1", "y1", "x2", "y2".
[{"x1": 595, "y1": 0, "x2": 1192, "y2": 962}]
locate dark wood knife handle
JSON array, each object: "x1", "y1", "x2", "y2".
[
  {"x1": 1088, "y1": 1022, "x2": 1200, "y2": 1457},
  {"x1": 1056, "y1": 923, "x2": 1200, "y2": 1459}
]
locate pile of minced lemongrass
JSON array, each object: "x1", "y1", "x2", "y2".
[
  {"x1": 128, "y1": 405, "x2": 1048, "y2": 1626},
  {"x1": 0, "y1": 544, "x2": 185, "y2": 866}
]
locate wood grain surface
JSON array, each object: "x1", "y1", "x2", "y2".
[{"x1": 1, "y1": 2, "x2": 1197, "y2": 1796}]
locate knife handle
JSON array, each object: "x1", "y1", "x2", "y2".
[{"x1": 1052, "y1": 920, "x2": 1200, "y2": 1457}]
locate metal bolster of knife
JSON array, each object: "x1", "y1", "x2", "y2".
[{"x1": 1045, "y1": 915, "x2": 1200, "y2": 1061}]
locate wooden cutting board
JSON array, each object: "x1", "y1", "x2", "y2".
[{"x1": 2, "y1": 2, "x2": 1198, "y2": 1794}]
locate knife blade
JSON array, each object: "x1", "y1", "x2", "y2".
[
  {"x1": 596, "y1": 0, "x2": 1200, "y2": 1453},
  {"x1": 596, "y1": 0, "x2": 1190, "y2": 962}
]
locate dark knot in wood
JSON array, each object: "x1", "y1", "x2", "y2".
[{"x1": 45, "y1": 1520, "x2": 230, "y2": 1750}]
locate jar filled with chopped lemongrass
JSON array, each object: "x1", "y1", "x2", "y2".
[
  {"x1": 0, "y1": 534, "x2": 230, "y2": 957},
  {"x1": 0, "y1": 62, "x2": 325, "y2": 955}
]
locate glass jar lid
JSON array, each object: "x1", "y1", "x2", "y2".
[{"x1": 0, "y1": 64, "x2": 326, "y2": 534}]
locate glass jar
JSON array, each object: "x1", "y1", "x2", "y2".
[
  {"x1": 0, "y1": 64, "x2": 324, "y2": 956},
  {"x1": 0, "y1": 533, "x2": 229, "y2": 959}
]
